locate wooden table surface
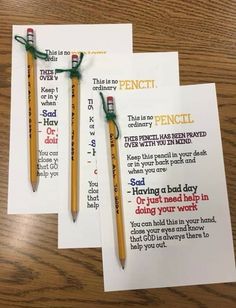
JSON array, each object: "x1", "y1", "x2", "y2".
[{"x1": 0, "y1": 0, "x2": 235, "y2": 307}]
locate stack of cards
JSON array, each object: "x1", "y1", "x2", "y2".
[{"x1": 9, "y1": 24, "x2": 236, "y2": 292}]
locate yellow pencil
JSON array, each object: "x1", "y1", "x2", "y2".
[
  {"x1": 71, "y1": 54, "x2": 80, "y2": 222},
  {"x1": 55, "y1": 53, "x2": 84, "y2": 222},
  {"x1": 107, "y1": 96, "x2": 126, "y2": 269},
  {"x1": 27, "y1": 28, "x2": 38, "y2": 192}
]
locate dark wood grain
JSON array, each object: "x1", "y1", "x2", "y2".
[{"x1": 0, "y1": 0, "x2": 235, "y2": 307}]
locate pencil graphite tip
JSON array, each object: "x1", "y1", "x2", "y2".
[
  {"x1": 32, "y1": 182, "x2": 38, "y2": 192},
  {"x1": 72, "y1": 211, "x2": 78, "y2": 223},
  {"x1": 120, "y1": 259, "x2": 125, "y2": 270}
]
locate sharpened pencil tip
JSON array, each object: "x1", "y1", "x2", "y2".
[
  {"x1": 72, "y1": 211, "x2": 78, "y2": 223},
  {"x1": 32, "y1": 182, "x2": 38, "y2": 192},
  {"x1": 120, "y1": 259, "x2": 125, "y2": 270}
]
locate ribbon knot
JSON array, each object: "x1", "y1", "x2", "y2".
[
  {"x1": 14, "y1": 35, "x2": 48, "y2": 60},
  {"x1": 55, "y1": 53, "x2": 84, "y2": 79},
  {"x1": 106, "y1": 112, "x2": 116, "y2": 122},
  {"x1": 99, "y1": 92, "x2": 120, "y2": 139}
]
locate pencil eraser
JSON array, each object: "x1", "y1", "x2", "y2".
[
  {"x1": 72, "y1": 54, "x2": 78, "y2": 60},
  {"x1": 27, "y1": 28, "x2": 34, "y2": 34},
  {"x1": 107, "y1": 96, "x2": 114, "y2": 102}
]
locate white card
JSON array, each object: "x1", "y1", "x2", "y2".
[
  {"x1": 95, "y1": 84, "x2": 236, "y2": 291},
  {"x1": 58, "y1": 52, "x2": 179, "y2": 248},
  {"x1": 8, "y1": 24, "x2": 132, "y2": 214}
]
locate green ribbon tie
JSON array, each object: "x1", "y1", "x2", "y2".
[
  {"x1": 55, "y1": 53, "x2": 84, "y2": 79},
  {"x1": 14, "y1": 35, "x2": 48, "y2": 60}
]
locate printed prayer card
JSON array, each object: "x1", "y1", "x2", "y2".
[
  {"x1": 58, "y1": 52, "x2": 179, "y2": 248},
  {"x1": 8, "y1": 24, "x2": 132, "y2": 214},
  {"x1": 94, "y1": 84, "x2": 236, "y2": 291}
]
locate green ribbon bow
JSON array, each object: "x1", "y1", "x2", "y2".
[
  {"x1": 55, "y1": 53, "x2": 84, "y2": 79},
  {"x1": 14, "y1": 35, "x2": 48, "y2": 60}
]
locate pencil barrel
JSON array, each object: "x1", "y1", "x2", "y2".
[
  {"x1": 108, "y1": 122, "x2": 126, "y2": 263},
  {"x1": 27, "y1": 51, "x2": 38, "y2": 190},
  {"x1": 71, "y1": 76, "x2": 79, "y2": 216}
]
